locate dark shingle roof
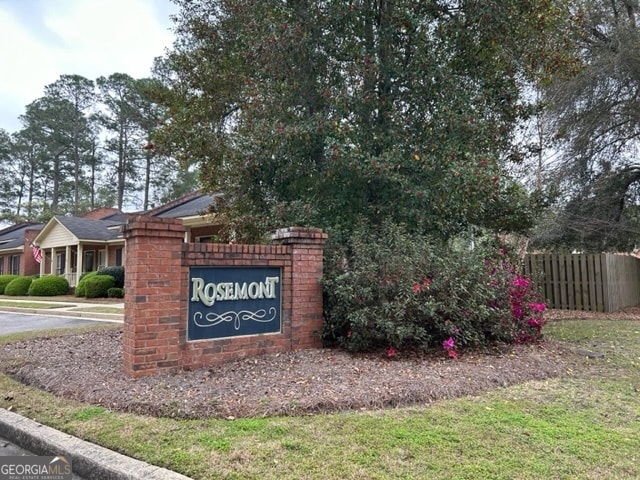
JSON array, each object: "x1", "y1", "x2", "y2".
[
  {"x1": 0, "y1": 223, "x2": 43, "y2": 250},
  {"x1": 55, "y1": 216, "x2": 123, "y2": 241},
  {"x1": 100, "y1": 211, "x2": 128, "y2": 223},
  {"x1": 152, "y1": 193, "x2": 218, "y2": 219}
]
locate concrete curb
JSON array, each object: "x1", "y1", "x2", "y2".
[{"x1": 0, "y1": 409, "x2": 192, "y2": 479}]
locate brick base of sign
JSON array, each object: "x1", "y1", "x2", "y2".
[{"x1": 122, "y1": 217, "x2": 327, "y2": 377}]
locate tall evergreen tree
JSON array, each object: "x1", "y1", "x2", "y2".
[
  {"x1": 97, "y1": 73, "x2": 145, "y2": 210},
  {"x1": 44, "y1": 75, "x2": 97, "y2": 214},
  {"x1": 156, "y1": 0, "x2": 575, "y2": 241},
  {"x1": 19, "y1": 96, "x2": 80, "y2": 216},
  {"x1": 128, "y1": 77, "x2": 193, "y2": 211}
]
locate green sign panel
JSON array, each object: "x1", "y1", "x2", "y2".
[{"x1": 188, "y1": 267, "x2": 282, "y2": 340}]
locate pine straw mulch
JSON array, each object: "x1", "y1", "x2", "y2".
[{"x1": 1, "y1": 308, "x2": 638, "y2": 419}]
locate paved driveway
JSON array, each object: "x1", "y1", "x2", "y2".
[{"x1": 0, "y1": 312, "x2": 108, "y2": 335}]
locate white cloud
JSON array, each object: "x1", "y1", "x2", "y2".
[
  {"x1": 0, "y1": 0, "x2": 176, "y2": 132},
  {"x1": 0, "y1": 9, "x2": 60, "y2": 130}
]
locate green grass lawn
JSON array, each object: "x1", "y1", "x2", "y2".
[
  {"x1": 1, "y1": 317, "x2": 639, "y2": 479},
  {"x1": 0, "y1": 300, "x2": 74, "y2": 309}
]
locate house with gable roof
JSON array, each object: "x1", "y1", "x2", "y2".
[
  {"x1": 0, "y1": 222, "x2": 44, "y2": 276},
  {"x1": 144, "y1": 190, "x2": 223, "y2": 243},
  {"x1": 31, "y1": 191, "x2": 221, "y2": 287},
  {"x1": 33, "y1": 213, "x2": 129, "y2": 287}
]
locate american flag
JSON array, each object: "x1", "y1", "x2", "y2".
[{"x1": 32, "y1": 244, "x2": 42, "y2": 263}]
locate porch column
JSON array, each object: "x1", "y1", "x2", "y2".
[
  {"x1": 49, "y1": 248, "x2": 54, "y2": 275},
  {"x1": 65, "y1": 246, "x2": 71, "y2": 281},
  {"x1": 77, "y1": 244, "x2": 83, "y2": 274}
]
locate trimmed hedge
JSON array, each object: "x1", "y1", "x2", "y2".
[
  {"x1": 97, "y1": 266, "x2": 124, "y2": 288},
  {"x1": 4, "y1": 276, "x2": 34, "y2": 296},
  {"x1": 107, "y1": 287, "x2": 124, "y2": 299},
  {"x1": 28, "y1": 276, "x2": 70, "y2": 296},
  {"x1": 0, "y1": 275, "x2": 20, "y2": 294},
  {"x1": 84, "y1": 275, "x2": 115, "y2": 299},
  {"x1": 75, "y1": 271, "x2": 98, "y2": 297}
]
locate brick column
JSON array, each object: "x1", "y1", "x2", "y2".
[
  {"x1": 23, "y1": 229, "x2": 42, "y2": 276},
  {"x1": 122, "y1": 216, "x2": 186, "y2": 377},
  {"x1": 271, "y1": 227, "x2": 328, "y2": 349}
]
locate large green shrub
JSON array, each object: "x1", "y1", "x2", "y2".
[
  {"x1": 4, "y1": 276, "x2": 34, "y2": 296},
  {"x1": 28, "y1": 276, "x2": 70, "y2": 296},
  {"x1": 322, "y1": 221, "x2": 545, "y2": 356},
  {"x1": 0, "y1": 275, "x2": 19, "y2": 294},
  {"x1": 75, "y1": 271, "x2": 98, "y2": 297},
  {"x1": 97, "y1": 266, "x2": 125, "y2": 288},
  {"x1": 84, "y1": 275, "x2": 115, "y2": 299}
]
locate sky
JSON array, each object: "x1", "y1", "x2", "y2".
[{"x1": 0, "y1": 0, "x2": 178, "y2": 133}]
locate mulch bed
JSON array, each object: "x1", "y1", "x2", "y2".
[
  {"x1": 4, "y1": 306, "x2": 640, "y2": 419},
  {"x1": 0, "y1": 326, "x2": 581, "y2": 419}
]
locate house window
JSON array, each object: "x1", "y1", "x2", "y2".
[
  {"x1": 10, "y1": 255, "x2": 20, "y2": 275},
  {"x1": 196, "y1": 236, "x2": 214, "y2": 243},
  {"x1": 84, "y1": 251, "x2": 94, "y2": 272},
  {"x1": 115, "y1": 248, "x2": 123, "y2": 266},
  {"x1": 0, "y1": 256, "x2": 4, "y2": 275},
  {"x1": 56, "y1": 253, "x2": 66, "y2": 275}
]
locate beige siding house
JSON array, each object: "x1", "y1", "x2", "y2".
[
  {"x1": 32, "y1": 191, "x2": 221, "y2": 287},
  {"x1": 34, "y1": 213, "x2": 127, "y2": 287}
]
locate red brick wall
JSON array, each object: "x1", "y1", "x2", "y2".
[
  {"x1": 107, "y1": 245, "x2": 125, "y2": 267},
  {"x1": 81, "y1": 208, "x2": 122, "y2": 220},
  {"x1": 21, "y1": 229, "x2": 42, "y2": 276},
  {"x1": 123, "y1": 217, "x2": 327, "y2": 377}
]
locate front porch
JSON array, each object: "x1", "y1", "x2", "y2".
[
  {"x1": 39, "y1": 243, "x2": 124, "y2": 287},
  {"x1": 33, "y1": 215, "x2": 126, "y2": 287}
]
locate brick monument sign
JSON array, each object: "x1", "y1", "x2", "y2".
[{"x1": 122, "y1": 216, "x2": 327, "y2": 377}]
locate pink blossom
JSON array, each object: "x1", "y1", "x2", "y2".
[
  {"x1": 386, "y1": 346, "x2": 397, "y2": 357},
  {"x1": 511, "y1": 304, "x2": 523, "y2": 320},
  {"x1": 530, "y1": 302, "x2": 546, "y2": 313},
  {"x1": 528, "y1": 318, "x2": 541, "y2": 327},
  {"x1": 442, "y1": 337, "x2": 455, "y2": 350},
  {"x1": 411, "y1": 277, "x2": 432, "y2": 293},
  {"x1": 512, "y1": 276, "x2": 531, "y2": 288}
]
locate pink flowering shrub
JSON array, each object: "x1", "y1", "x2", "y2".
[
  {"x1": 484, "y1": 255, "x2": 547, "y2": 345},
  {"x1": 322, "y1": 221, "x2": 545, "y2": 356}
]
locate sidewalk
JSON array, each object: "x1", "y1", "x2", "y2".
[{"x1": 0, "y1": 297, "x2": 123, "y2": 322}]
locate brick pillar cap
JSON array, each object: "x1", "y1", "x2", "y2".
[
  {"x1": 271, "y1": 227, "x2": 328, "y2": 245},
  {"x1": 123, "y1": 215, "x2": 186, "y2": 239}
]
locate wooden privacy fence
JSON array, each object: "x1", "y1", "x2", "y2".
[{"x1": 523, "y1": 253, "x2": 640, "y2": 312}]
